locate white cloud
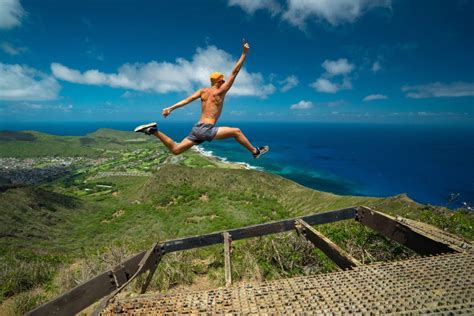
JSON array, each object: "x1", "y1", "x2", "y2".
[
  {"x1": 0, "y1": 103, "x2": 73, "y2": 115},
  {"x1": 402, "y1": 82, "x2": 474, "y2": 98},
  {"x1": 290, "y1": 100, "x2": 314, "y2": 110},
  {"x1": 52, "y1": 45, "x2": 275, "y2": 98},
  {"x1": 279, "y1": 75, "x2": 299, "y2": 92},
  {"x1": 228, "y1": 0, "x2": 281, "y2": 15},
  {"x1": 311, "y1": 58, "x2": 354, "y2": 93},
  {"x1": 121, "y1": 90, "x2": 140, "y2": 98},
  {"x1": 321, "y1": 58, "x2": 354, "y2": 77},
  {"x1": 327, "y1": 111, "x2": 374, "y2": 118},
  {"x1": 1, "y1": 41, "x2": 27, "y2": 55},
  {"x1": 230, "y1": 110, "x2": 247, "y2": 116},
  {"x1": 230, "y1": 0, "x2": 392, "y2": 29},
  {"x1": 371, "y1": 61, "x2": 381, "y2": 73},
  {"x1": 363, "y1": 94, "x2": 388, "y2": 101},
  {"x1": 55, "y1": 104, "x2": 73, "y2": 112},
  {"x1": 311, "y1": 78, "x2": 339, "y2": 93},
  {"x1": 0, "y1": 63, "x2": 60, "y2": 101},
  {"x1": 324, "y1": 99, "x2": 348, "y2": 107},
  {"x1": 284, "y1": 0, "x2": 391, "y2": 27},
  {"x1": 0, "y1": 0, "x2": 25, "y2": 29},
  {"x1": 388, "y1": 111, "x2": 468, "y2": 118},
  {"x1": 257, "y1": 111, "x2": 284, "y2": 117},
  {"x1": 312, "y1": 78, "x2": 352, "y2": 93}
]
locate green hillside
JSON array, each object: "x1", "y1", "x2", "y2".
[
  {"x1": 0, "y1": 129, "x2": 158, "y2": 158},
  {"x1": 0, "y1": 129, "x2": 472, "y2": 315}
]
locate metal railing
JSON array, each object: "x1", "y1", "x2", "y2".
[{"x1": 26, "y1": 206, "x2": 459, "y2": 316}]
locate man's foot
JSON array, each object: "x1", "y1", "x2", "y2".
[
  {"x1": 253, "y1": 145, "x2": 269, "y2": 159},
  {"x1": 134, "y1": 122, "x2": 158, "y2": 135}
]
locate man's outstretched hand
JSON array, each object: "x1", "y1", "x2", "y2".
[
  {"x1": 162, "y1": 107, "x2": 172, "y2": 118},
  {"x1": 243, "y1": 40, "x2": 249, "y2": 53}
]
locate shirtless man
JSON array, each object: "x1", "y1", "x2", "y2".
[{"x1": 134, "y1": 41, "x2": 269, "y2": 158}]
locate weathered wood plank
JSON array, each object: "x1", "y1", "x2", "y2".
[
  {"x1": 356, "y1": 206, "x2": 457, "y2": 255},
  {"x1": 296, "y1": 219, "x2": 361, "y2": 270},
  {"x1": 223, "y1": 232, "x2": 232, "y2": 286}
]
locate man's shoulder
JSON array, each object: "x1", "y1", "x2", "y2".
[{"x1": 199, "y1": 87, "x2": 209, "y2": 99}]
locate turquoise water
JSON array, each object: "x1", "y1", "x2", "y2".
[{"x1": 2, "y1": 121, "x2": 473, "y2": 208}]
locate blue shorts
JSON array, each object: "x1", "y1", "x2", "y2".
[{"x1": 186, "y1": 123, "x2": 219, "y2": 144}]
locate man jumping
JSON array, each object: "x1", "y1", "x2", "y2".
[{"x1": 134, "y1": 41, "x2": 269, "y2": 159}]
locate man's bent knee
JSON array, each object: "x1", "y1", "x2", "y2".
[
  {"x1": 170, "y1": 147, "x2": 182, "y2": 155},
  {"x1": 234, "y1": 128, "x2": 242, "y2": 137}
]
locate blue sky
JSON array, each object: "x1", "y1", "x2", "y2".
[{"x1": 0, "y1": 0, "x2": 473, "y2": 124}]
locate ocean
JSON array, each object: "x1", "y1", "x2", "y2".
[{"x1": 2, "y1": 120, "x2": 473, "y2": 209}]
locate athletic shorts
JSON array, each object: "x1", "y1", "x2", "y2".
[{"x1": 186, "y1": 122, "x2": 219, "y2": 144}]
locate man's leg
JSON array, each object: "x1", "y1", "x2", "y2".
[
  {"x1": 152, "y1": 131, "x2": 196, "y2": 155},
  {"x1": 214, "y1": 127, "x2": 257, "y2": 154}
]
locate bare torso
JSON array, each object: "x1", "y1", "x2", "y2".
[{"x1": 198, "y1": 87, "x2": 226, "y2": 125}]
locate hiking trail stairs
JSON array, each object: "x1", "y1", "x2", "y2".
[
  {"x1": 27, "y1": 206, "x2": 474, "y2": 315},
  {"x1": 102, "y1": 251, "x2": 473, "y2": 315}
]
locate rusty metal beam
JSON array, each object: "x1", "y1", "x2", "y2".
[
  {"x1": 223, "y1": 232, "x2": 232, "y2": 286},
  {"x1": 296, "y1": 219, "x2": 361, "y2": 270},
  {"x1": 26, "y1": 250, "x2": 147, "y2": 316},
  {"x1": 92, "y1": 243, "x2": 163, "y2": 316},
  {"x1": 140, "y1": 243, "x2": 163, "y2": 294},
  {"x1": 355, "y1": 206, "x2": 457, "y2": 256},
  {"x1": 26, "y1": 207, "x2": 356, "y2": 315},
  {"x1": 162, "y1": 207, "x2": 357, "y2": 253}
]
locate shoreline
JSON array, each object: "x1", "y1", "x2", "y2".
[
  {"x1": 192, "y1": 146, "x2": 261, "y2": 171},
  {"x1": 190, "y1": 146, "x2": 431, "y2": 210},
  {"x1": 1, "y1": 128, "x2": 470, "y2": 209}
]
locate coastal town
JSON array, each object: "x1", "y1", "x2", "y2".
[
  {"x1": 0, "y1": 148, "x2": 195, "y2": 186},
  {"x1": 0, "y1": 156, "x2": 105, "y2": 185}
]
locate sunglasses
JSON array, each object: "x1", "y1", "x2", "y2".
[{"x1": 218, "y1": 79, "x2": 225, "y2": 84}]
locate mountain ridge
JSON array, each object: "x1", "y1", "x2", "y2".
[{"x1": 0, "y1": 128, "x2": 472, "y2": 315}]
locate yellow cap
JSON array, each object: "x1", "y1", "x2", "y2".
[{"x1": 209, "y1": 72, "x2": 224, "y2": 84}]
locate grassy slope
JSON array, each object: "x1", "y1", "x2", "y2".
[
  {"x1": 0, "y1": 129, "x2": 472, "y2": 314},
  {"x1": 0, "y1": 129, "x2": 159, "y2": 158}
]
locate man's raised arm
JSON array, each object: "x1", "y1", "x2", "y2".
[
  {"x1": 162, "y1": 89, "x2": 202, "y2": 118},
  {"x1": 220, "y1": 41, "x2": 250, "y2": 92}
]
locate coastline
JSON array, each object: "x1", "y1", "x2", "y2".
[
  {"x1": 1, "y1": 125, "x2": 471, "y2": 208},
  {"x1": 192, "y1": 146, "x2": 261, "y2": 171}
]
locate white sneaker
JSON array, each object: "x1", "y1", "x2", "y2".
[
  {"x1": 253, "y1": 145, "x2": 269, "y2": 159},
  {"x1": 134, "y1": 122, "x2": 158, "y2": 135}
]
